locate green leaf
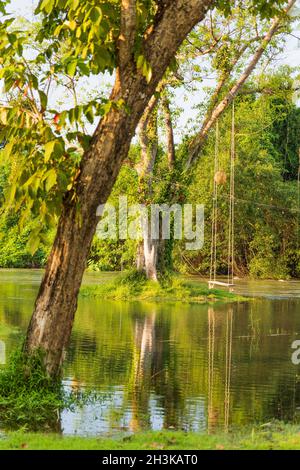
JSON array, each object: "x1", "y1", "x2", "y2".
[
  {"x1": 44, "y1": 139, "x2": 65, "y2": 162},
  {"x1": 27, "y1": 233, "x2": 41, "y2": 255},
  {"x1": 94, "y1": 46, "x2": 111, "y2": 70},
  {"x1": 84, "y1": 106, "x2": 94, "y2": 124},
  {"x1": 137, "y1": 54, "x2": 145, "y2": 69},
  {"x1": 44, "y1": 141, "x2": 56, "y2": 162},
  {"x1": 29, "y1": 74, "x2": 39, "y2": 90},
  {"x1": 77, "y1": 61, "x2": 90, "y2": 76},
  {"x1": 45, "y1": 169, "x2": 57, "y2": 191},
  {"x1": 39, "y1": 90, "x2": 48, "y2": 110},
  {"x1": 136, "y1": 55, "x2": 152, "y2": 83},
  {"x1": 90, "y1": 6, "x2": 103, "y2": 24},
  {"x1": 74, "y1": 105, "x2": 82, "y2": 121},
  {"x1": 1, "y1": 141, "x2": 14, "y2": 162},
  {"x1": 6, "y1": 182, "x2": 17, "y2": 206},
  {"x1": 38, "y1": 0, "x2": 55, "y2": 15},
  {"x1": 67, "y1": 60, "x2": 77, "y2": 77}
]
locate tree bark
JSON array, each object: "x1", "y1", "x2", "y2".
[
  {"x1": 162, "y1": 97, "x2": 176, "y2": 170},
  {"x1": 24, "y1": 0, "x2": 214, "y2": 376},
  {"x1": 143, "y1": 220, "x2": 159, "y2": 282},
  {"x1": 136, "y1": 241, "x2": 145, "y2": 271},
  {"x1": 136, "y1": 90, "x2": 176, "y2": 280},
  {"x1": 136, "y1": 97, "x2": 159, "y2": 280}
]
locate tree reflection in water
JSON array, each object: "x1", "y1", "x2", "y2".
[
  {"x1": 129, "y1": 312, "x2": 156, "y2": 432},
  {"x1": 208, "y1": 307, "x2": 233, "y2": 434}
]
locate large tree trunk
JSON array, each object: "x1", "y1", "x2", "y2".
[
  {"x1": 143, "y1": 218, "x2": 159, "y2": 282},
  {"x1": 24, "y1": 0, "x2": 213, "y2": 376},
  {"x1": 136, "y1": 241, "x2": 145, "y2": 271},
  {"x1": 135, "y1": 92, "x2": 176, "y2": 280},
  {"x1": 137, "y1": 214, "x2": 173, "y2": 281},
  {"x1": 136, "y1": 94, "x2": 159, "y2": 281}
]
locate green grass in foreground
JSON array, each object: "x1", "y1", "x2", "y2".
[
  {"x1": 80, "y1": 270, "x2": 245, "y2": 303},
  {"x1": 1, "y1": 424, "x2": 300, "y2": 450},
  {"x1": 0, "y1": 351, "x2": 96, "y2": 431}
]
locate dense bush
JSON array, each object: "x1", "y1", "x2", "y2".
[{"x1": 0, "y1": 213, "x2": 49, "y2": 268}]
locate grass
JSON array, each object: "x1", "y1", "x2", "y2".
[
  {"x1": 0, "y1": 423, "x2": 300, "y2": 450},
  {"x1": 0, "y1": 350, "x2": 97, "y2": 432},
  {"x1": 80, "y1": 270, "x2": 245, "y2": 303},
  {"x1": 0, "y1": 350, "x2": 65, "y2": 431}
]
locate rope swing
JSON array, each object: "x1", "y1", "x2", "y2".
[{"x1": 209, "y1": 103, "x2": 235, "y2": 291}]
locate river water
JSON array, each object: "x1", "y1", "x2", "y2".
[{"x1": 0, "y1": 270, "x2": 300, "y2": 436}]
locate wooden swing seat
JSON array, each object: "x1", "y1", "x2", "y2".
[{"x1": 208, "y1": 280, "x2": 234, "y2": 290}]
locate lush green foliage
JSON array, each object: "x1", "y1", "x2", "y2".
[
  {"x1": 0, "y1": 0, "x2": 296, "y2": 250},
  {"x1": 0, "y1": 214, "x2": 49, "y2": 267},
  {"x1": 80, "y1": 269, "x2": 243, "y2": 302},
  {"x1": 0, "y1": 163, "x2": 51, "y2": 267}
]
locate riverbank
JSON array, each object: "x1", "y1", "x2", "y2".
[
  {"x1": 80, "y1": 271, "x2": 246, "y2": 303},
  {"x1": 1, "y1": 423, "x2": 300, "y2": 450}
]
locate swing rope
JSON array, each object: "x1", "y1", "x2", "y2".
[
  {"x1": 209, "y1": 121, "x2": 219, "y2": 285},
  {"x1": 209, "y1": 104, "x2": 235, "y2": 288},
  {"x1": 227, "y1": 103, "x2": 235, "y2": 286}
]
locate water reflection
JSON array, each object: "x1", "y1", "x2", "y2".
[
  {"x1": 1, "y1": 270, "x2": 300, "y2": 435},
  {"x1": 129, "y1": 311, "x2": 156, "y2": 432},
  {"x1": 208, "y1": 307, "x2": 233, "y2": 433}
]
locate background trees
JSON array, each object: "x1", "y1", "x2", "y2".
[{"x1": 185, "y1": 69, "x2": 300, "y2": 279}]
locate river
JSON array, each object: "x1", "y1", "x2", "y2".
[{"x1": 0, "y1": 269, "x2": 300, "y2": 436}]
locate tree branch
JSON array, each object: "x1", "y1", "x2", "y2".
[
  {"x1": 138, "y1": 108, "x2": 158, "y2": 180},
  {"x1": 239, "y1": 85, "x2": 300, "y2": 96},
  {"x1": 118, "y1": 0, "x2": 137, "y2": 72},
  {"x1": 204, "y1": 43, "x2": 250, "y2": 117},
  {"x1": 162, "y1": 96, "x2": 176, "y2": 170},
  {"x1": 186, "y1": 0, "x2": 297, "y2": 168},
  {"x1": 143, "y1": 0, "x2": 214, "y2": 87},
  {"x1": 138, "y1": 81, "x2": 165, "y2": 134}
]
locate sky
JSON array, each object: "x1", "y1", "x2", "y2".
[{"x1": 3, "y1": 0, "x2": 300, "y2": 140}]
